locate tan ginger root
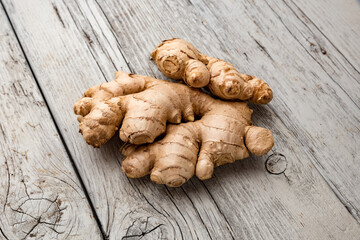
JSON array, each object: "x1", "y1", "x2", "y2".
[
  {"x1": 74, "y1": 71, "x2": 274, "y2": 187},
  {"x1": 151, "y1": 38, "x2": 273, "y2": 104}
]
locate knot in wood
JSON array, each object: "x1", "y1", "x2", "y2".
[
  {"x1": 123, "y1": 216, "x2": 167, "y2": 239},
  {"x1": 11, "y1": 197, "x2": 64, "y2": 238},
  {"x1": 265, "y1": 153, "x2": 287, "y2": 175}
]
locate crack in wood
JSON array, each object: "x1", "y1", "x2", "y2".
[
  {"x1": 0, "y1": 8, "x2": 105, "y2": 235},
  {"x1": 25, "y1": 121, "x2": 39, "y2": 128},
  {"x1": 21, "y1": 217, "x2": 41, "y2": 240},
  {"x1": 83, "y1": 30, "x2": 93, "y2": 44},
  {"x1": 285, "y1": 0, "x2": 360, "y2": 75},
  {"x1": 126, "y1": 178, "x2": 164, "y2": 216},
  {"x1": 50, "y1": 175, "x2": 82, "y2": 196},
  {"x1": 3, "y1": 158, "x2": 11, "y2": 212},
  {"x1": 180, "y1": 186, "x2": 214, "y2": 240},
  {"x1": 122, "y1": 224, "x2": 164, "y2": 239},
  {"x1": 8, "y1": 196, "x2": 67, "y2": 239},
  {"x1": 200, "y1": 181, "x2": 235, "y2": 240},
  {"x1": 0, "y1": 226, "x2": 9, "y2": 240},
  {"x1": 94, "y1": 0, "x2": 134, "y2": 73},
  {"x1": 0, "y1": 1, "x2": 105, "y2": 239},
  {"x1": 263, "y1": 0, "x2": 360, "y2": 110},
  {"x1": 163, "y1": 186, "x2": 186, "y2": 240},
  {"x1": 248, "y1": 34, "x2": 273, "y2": 62},
  {"x1": 52, "y1": 3, "x2": 65, "y2": 28},
  {"x1": 83, "y1": 0, "x2": 118, "y2": 71},
  {"x1": 2, "y1": 0, "x2": 360, "y2": 239},
  {"x1": 267, "y1": 100, "x2": 360, "y2": 221},
  {"x1": 73, "y1": 0, "x2": 118, "y2": 74}
]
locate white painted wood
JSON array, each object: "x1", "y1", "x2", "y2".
[
  {"x1": 2, "y1": 0, "x2": 360, "y2": 239},
  {"x1": 290, "y1": 0, "x2": 360, "y2": 72},
  {"x1": 1, "y1": 1, "x2": 232, "y2": 239},
  {"x1": 0, "y1": 6, "x2": 102, "y2": 240},
  {"x1": 96, "y1": 0, "x2": 360, "y2": 223}
]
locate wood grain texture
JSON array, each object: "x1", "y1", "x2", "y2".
[
  {"x1": 1, "y1": 0, "x2": 360, "y2": 239},
  {"x1": 1, "y1": 1, "x2": 230, "y2": 239},
  {"x1": 96, "y1": 0, "x2": 360, "y2": 222},
  {"x1": 292, "y1": 0, "x2": 360, "y2": 73},
  {"x1": 0, "y1": 4, "x2": 102, "y2": 240}
]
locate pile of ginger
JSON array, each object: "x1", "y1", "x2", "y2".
[{"x1": 74, "y1": 39, "x2": 274, "y2": 187}]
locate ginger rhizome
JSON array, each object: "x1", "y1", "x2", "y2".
[
  {"x1": 74, "y1": 71, "x2": 274, "y2": 187},
  {"x1": 151, "y1": 38, "x2": 273, "y2": 104}
]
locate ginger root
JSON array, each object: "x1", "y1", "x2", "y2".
[
  {"x1": 74, "y1": 71, "x2": 274, "y2": 186},
  {"x1": 151, "y1": 38, "x2": 273, "y2": 104}
]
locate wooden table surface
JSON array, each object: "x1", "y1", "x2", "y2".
[{"x1": 1, "y1": 0, "x2": 359, "y2": 239}]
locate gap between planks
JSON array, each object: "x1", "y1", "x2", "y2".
[
  {"x1": 2, "y1": 0, "x2": 360, "y2": 239},
  {"x1": 0, "y1": 1, "x2": 107, "y2": 239}
]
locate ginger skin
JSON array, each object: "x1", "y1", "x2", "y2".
[
  {"x1": 74, "y1": 71, "x2": 274, "y2": 187},
  {"x1": 151, "y1": 38, "x2": 273, "y2": 104}
]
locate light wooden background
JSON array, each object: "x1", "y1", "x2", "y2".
[{"x1": 0, "y1": 0, "x2": 359, "y2": 239}]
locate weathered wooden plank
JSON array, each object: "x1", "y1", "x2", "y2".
[
  {"x1": 95, "y1": 0, "x2": 360, "y2": 236},
  {"x1": 289, "y1": 0, "x2": 360, "y2": 72},
  {"x1": 0, "y1": 5, "x2": 102, "y2": 240},
  {"x1": 199, "y1": 0, "x2": 360, "y2": 221},
  {"x1": 3, "y1": 0, "x2": 360, "y2": 240},
  {"x1": 1, "y1": 0, "x2": 235, "y2": 239},
  {"x1": 96, "y1": 0, "x2": 360, "y2": 223},
  {"x1": 265, "y1": 0, "x2": 360, "y2": 105},
  {"x1": 260, "y1": 0, "x2": 360, "y2": 221}
]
